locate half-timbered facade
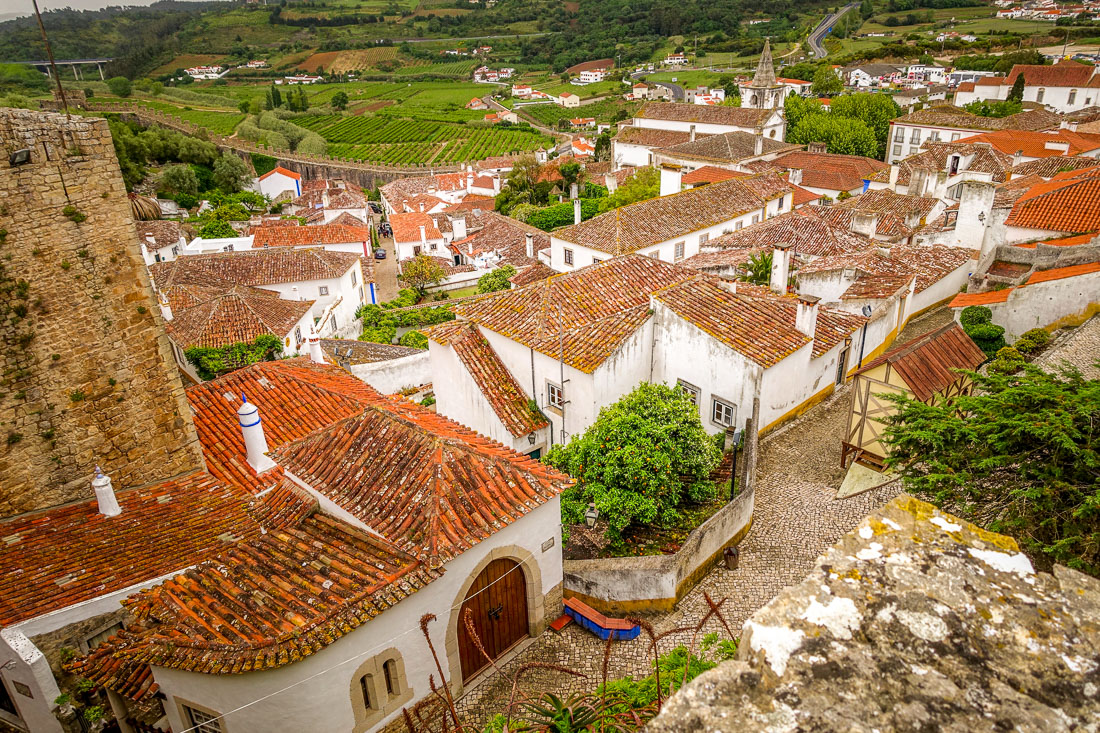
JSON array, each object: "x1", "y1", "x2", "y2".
[{"x1": 842, "y1": 323, "x2": 986, "y2": 469}]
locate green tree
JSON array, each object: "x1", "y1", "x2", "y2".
[
  {"x1": 738, "y1": 251, "x2": 773, "y2": 286},
  {"x1": 213, "y1": 153, "x2": 251, "y2": 193},
  {"x1": 829, "y1": 92, "x2": 901, "y2": 158},
  {"x1": 959, "y1": 305, "x2": 1005, "y2": 356},
  {"x1": 399, "y1": 254, "x2": 446, "y2": 294},
  {"x1": 788, "y1": 113, "x2": 879, "y2": 157},
  {"x1": 544, "y1": 382, "x2": 721, "y2": 540},
  {"x1": 197, "y1": 218, "x2": 237, "y2": 238},
  {"x1": 184, "y1": 334, "x2": 282, "y2": 380},
  {"x1": 597, "y1": 167, "x2": 660, "y2": 212},
  {"x1": 881, "y1": 364, "x2": 1100, "y2": 575},
  {"x1": 106, "y1": 76, "x2": 131, "y2": 97},
  {"x1": 812, "y1": 65, "x2": 843, "y2": 96},
  {"x1": 1010, "y1": 74, "x2": 1029, "y2": 101},
  {"x1": 559, "y1": 160, "x2": 583, "y2": 193},
  {"x1": 158, "y1": 164, "x2": 199, "y2": 197},
  {"x1": 861, "y1": 0, "x2": 873, "y2": 18},
  {"x1": 784, "y1": 94, "x2": 824, "y2": 129},
  {"x1": 477, "y1": 265, "x2": 518, "y2": 293},
  {"x1": 964, "y1": 99, "x2": 1023, "y2": 118},
  {"x1": 399, "y1": 330, "x2": 429, "y2": 349},
  {"x1": 331, "y1": 91, "x2": 349, "y2": 110}
]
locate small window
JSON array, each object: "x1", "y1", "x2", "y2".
[
  {"x1": 319, "y1": 286, "x2": 329, "y2": 296},
  {"x1": 383, "y1": 659, "x2": 399, "y2": 696},
  {"x1": 735, "y1": 221, "x2": 743, "y2": 230},
  {"x1": 674, "y1": 241, "x2": 685, "y2": 260},
  {"x1": 1037, "y1": 88, "x2": 1045, "y2": 103},
  {"x1": 910, "y1": 129, "x2": 921, "y2": 143},
  {"x1": 712, "y1": 398, "x2": 736, "y2": 427},
  {"x1": 950, "y1": 132, "x2": 960, "y2": 142},
  {"x1": 698, "y1": 232, "x2": 709, "y2": 245},
  {"x1": 1069, "y1": 90, "x2": 1077, "y2": 105},
  {"x1": 751, "y1": 214, "x2": 759, "y2": 225},
  {"x1": 351, "y1": 271, "x2": 358, "y2": 287},
  {"x1": 563, "y1": 248, "x2": 574, "y2": 265},
  {"x1": 184, "y1": 706, "x2": 223, "y2": 733},
  {"x1": 294, "y1": 326, "x2": 302, "y2": 344},
  {"x1": 171, "y1": 245, "x2": 179, "y2": 257},
  {"x1": 677, "y1": 379, "x2": 700, "y2": 406},
  {"x1": 547, "y1": 382, "x2": 563, "y2": 408},
  {"x1": 360, "y1": 674, "x2": 375, "y2": 710},
  {"x1": 359, "y1": 286, "x2": 364, "y2": 302},
  {"x1": 892, "y1": 144, "x2": 902, "y2": 156},
  {"x1": 893, "y1": 128, "x2": 905, "y2": 142},
  {"x1": 592, "y1": 257, "x2": 604, "y2": 264}
]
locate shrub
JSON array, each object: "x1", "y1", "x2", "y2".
[
  {"x1": 184, "y1": 334, "x2": 283, "y2": 380},
  {"x1": 965, "y1": 322, "x2": 1006, "y2": 357},
  {"x1": 988, "y1": 346, "x2": 1025, "y2": 375},
  {"x1": 1014, "y1": 328, "x2": 1051, "y2": 355},
  {"x1": 960, "y1": 305, "x2": 992, "y2": 328},
  {"x1": 106, "y1": 76, "x2": 131, "y2": 97},
  {"x1": 399, "y1": 330, "x2": 429, "y2": 349},
  {"x1": 477, "y1": 265, "x2": 517, "y2": 294}
]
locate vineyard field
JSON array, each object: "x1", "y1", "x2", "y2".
[
  {"x1": 128, "y1": 99, "x2": 245, "y2": 135},
  {"x1": 298, "y1": 114, "x2": 551, "y2": 165},
  {"x1": 520, "y1": 98, "x2": 640, "y2": 127}
]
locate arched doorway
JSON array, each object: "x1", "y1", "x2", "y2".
[{"x1": 457, "y1": 558, "x2": 529, "y2": 681}]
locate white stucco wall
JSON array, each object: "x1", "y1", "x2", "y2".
[
  {"x1": 255, "y1": 172, "x2": 301, "y2": 200},
  {"x1": 156, "y1": 498, "x2": 564, "y2": 733},
  {"x1": 911, "y1": 260, "x2": 973, "y2": 314},
  {"x1": 395, "y1": 237, "x2": 447, "y2": 261},
  {"x1": 969, "y1": 270, "x2": 1100, "y2": 340},
  {"x1": 632, "y1": 112, "x2": 785, "y2": 141},
  {"x1": 612, "y1": 141, "x2": 656, "y2": 168},
  {"x1": 955, "y1": 80, "x2": 1100, "y2": 114},
  {"x1": 347, "y1": 352, "x2": 431, "y2": 395},
  {"x1": 258, "y1": 261, "x2": 365, "y2": 334}
]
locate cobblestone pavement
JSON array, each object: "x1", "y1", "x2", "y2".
[
  {"x1": 1036, "y1": 315, "x2": 1100, "y2": 379},
  {"x1": 454, "y1": 382, "x2": 901, "y2": 725}
]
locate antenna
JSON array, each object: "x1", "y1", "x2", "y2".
[{"x1": 32, "y1": 0, "x2": 70, "y2": 119}]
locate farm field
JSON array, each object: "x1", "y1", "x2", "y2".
[
  {"x1": 645, "y1": 70, "x2": 725, "y2": 88},
  {"x1": 518, "y1": 98, "x2": 640, "y2": 127},
  {"x1": 538, "y1": 79, "x2": 624, "y2": 99},
  {"x1": 326, "y1": 47, "x2": 400, "y2": 73},
  {"x1": 391, "y1": 60, "x2": 479, "y2": 76},
  {"x1": 150, "y1": 54, "x2": 227, "y2": 76},
  {"x1": 297, "y1": 114, "x2": 552, "y2": 165},
  {"x1": 126, "y1": 98, "x2": 246, "y2": 135},
  {"x1": 297, "y1": 51, "x2": 343, "y2": 73}
]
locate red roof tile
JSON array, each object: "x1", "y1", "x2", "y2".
[
  {"x1": 151, "y1": 248, "x2": 362, "y2": 290},
  {"x1": 1026, "y1": 260, "x2": 1100, "y2": 285},
  {"x1": 391, "y1": 211, "x2": 444, "y2": 243},
  {"x1": 948, "y1": 288, "x2": 1013, "y2": 307},
  {"x1": 681, "y1": 166, "x2": 748, "y2": 186},
  {"x1": 258, "y1": 166, "x2": 301, "y2": 181},
  {"x1": 1005, "y1": 174, "x2": 1100, "y2": 232},
  {"x1": 855, "y1": 323, "x2": 986, "y2": 401},
  {"x1": 165, "y1": 286, "x2": 313, "y2": 350},
  {"x1": 768, "y1": 150, "x2": 888, "y2": 192},
  {"x1": 957, "y1": 129, "x2": 1100, "y2": 159},
  {"x1": 253, "y1": 224, "x2": 370, "y2": 248}
]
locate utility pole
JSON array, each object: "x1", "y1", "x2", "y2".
[{"x1": 32, "y1": 0, "x2": 69, "y2": 119}]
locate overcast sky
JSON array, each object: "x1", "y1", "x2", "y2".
[{"x1": 0, "y1": 0, "x2": 215, "y2": 21}]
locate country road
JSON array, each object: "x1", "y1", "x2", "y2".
[{"x1": 808, "y1": 2, "x2": 860, "y2": 58}]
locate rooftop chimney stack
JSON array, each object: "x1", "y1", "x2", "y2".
[
  {"x1": 466, "y1": 172, "x2": 474, "y2": 193},
  {"x1": 569, "y1": 182, "x2": 579, "y2": 200},
  {"x1": 419, "y1": 224, "x2": 427, "y2": 244},
  {"x1": 402, "y1": 199, "x2": 409, "y2": 212},
  {"x1": 92, "y1": 467, "x2": 121, "y2": 518},
  {"x1": 659, "y1": 164, "x2": 683, "y2": 197},
  {"x1": 850, "y1": 211, "x2": 879, "y2": 239},
  {"x1": 419, "y1": 201, "x2": 425, "y2": 213},
  {"x1": 573, "y1": 198, "x2": 582, "y2": 225},
  {"x1": 452, "y1": 215, "x2": 467, "y2": 241},
  {"x1": 238, "y1": 395, "x2": 276, "y2": 474},
  {"x1": 1013, "y1": 149, "x2": 1023, "y2": 167},
  {"x1": 888, "y1": 164, "x2": 900, "y2": 188},
  {"x1": 770, "y1": 244, "x2": 791, "y2": 294},
  {"x1": 689, "y1": 124, "x2": 697, "y2": 143},
  {"x1": 158, "y1": 291, "x2": 173, "y2": 322},
  {"x1": 308, "y1": 326, "x2": 325, "y2": 364},
  {"x1": 795, "y1": 294, "x2": 819, "y2": 338},
  {"x1": 525, "y1": 232, "x2": 534, "y2": 259},
  {"x1": 754, "y1": 134, "x2": 764, "y2": 157},
  {"x1": 789, "y1": 168, "x2": 803, "y2": 186}
]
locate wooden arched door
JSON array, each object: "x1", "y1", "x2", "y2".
[{"x1": 458, "y1": 558, "x2": 529, "y2": 681}]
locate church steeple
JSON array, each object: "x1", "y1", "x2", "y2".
[{"x1": 751, "y1": 39, "x2": 777, "y2": 89}]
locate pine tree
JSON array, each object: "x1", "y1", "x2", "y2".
[{"x1": 1008, "y1": 74, "x2": 1026, "y2": 103}]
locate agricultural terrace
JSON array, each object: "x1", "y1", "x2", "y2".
[
  {"x1": 295, "y1": 114, "x2": 552, "y2": 165},
  {"x1": 128, "y1": 99, "x2": 246, "y2": 135},
  {"x1": 517, "y1": 98, "x2": 641, "y2": 127}
]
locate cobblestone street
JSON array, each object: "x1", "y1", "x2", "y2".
[{"x1": 454, "y1": 375, "x2": 902, "y2": 725}]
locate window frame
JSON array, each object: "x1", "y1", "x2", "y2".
[
  {"x1": 563, "y1": 248, "x2": 574, "y2": 266},
  {"x1": 674, "y1": 241, "x2": 685, "y2": 261},
  {"x1": 546, "y1": 381, "x2": 564, "y2": 410},
  {"x1": 319, "y1": 285, "x2": 329, "y2": 297},
  {"x1": 677, "y1": 379, "x2": 701, "y2": 407},
  {"x1": 711, "y1": 397, "x2": 736, "y2": 428},
  {"x1": 182, "y1": 705, "x2": 223, "y2": 733}
]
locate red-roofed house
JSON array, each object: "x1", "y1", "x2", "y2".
[
  {"x1": 955, "y1": 129, "x2": 1100, "y2": 162},
  {"x1": 390, "y1": 211, "x2": 446, "y2": 259},
  {"x1": 953, "y1": 61, "x2": 1100, "y2": 113},
  {"x1": 254, "y1": 165, "x2": 302, "y2": 199},
  {"x1": 1004, "y1": 167, "x2": 1100, "y2": 241}
]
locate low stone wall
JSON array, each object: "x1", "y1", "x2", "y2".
[
  {"x1": 563, "y1": 485, "x2": 755, "y2": 614},
  {"x1": 347, "y1": 351, "x2": 431, "y2": 395}
]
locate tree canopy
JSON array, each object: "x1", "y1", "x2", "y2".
[
  {"x1": 598, "y1": 167, "x2": 660, "y2": 212},
  {"x1": 399, "y1": 254, "x2": 447, "y2": 293},
  {"x1": 185, "y1": 334, "x2": 282, "y2": 380},
  {"x1": 545, "y1": 382, "x2": 721, "y2": 540},
  {"x1": 812, "y1": 66, "x2": 843, "y2": 96},
  {"x1": 477, "y1": 265, "x2": 518, "y2": 293},
  {"x1": 881, "y1": 363, "x2": 1100, "y2": 576}
]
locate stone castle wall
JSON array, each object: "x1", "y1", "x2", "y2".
[{"x1": 0, "y1": 108, "x2": 204, "y2": 517}]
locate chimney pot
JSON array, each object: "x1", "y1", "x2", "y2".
[
  {"x1": 308, "y1": 326, "x2": 325, "y2": 364},
  {"x1": 525, "y1": 232, "x2": 534, "y2": 259},
  {"x1": 770, "y1": 244, "x2": 791, "y2": 294},
  {"x1": 92, "y1": 467, "x2": 121, "y2": 518},
  {"x1": 573, "y1": 198, "x2": 582, "y2": 225},
  {"x1": 238, "y1": 394, "x2": 276, "y2": 474}
]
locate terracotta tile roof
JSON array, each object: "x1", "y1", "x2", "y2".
[
  {"x1": 855, "y1": 323, "x2": 986, "y2": 401},
  {"x1": 0, "y1": 470, "x2": 311, "y2": 626},
  {"x1": 444, "y1": 323, "x2": 548, "y2": 437},
  {"x1": 1004, "y1": 61, "x2": 1100, "y2": 88},
  {"x1": 957, "y1": 130, "x2": 1100, "y2": 159},
  {"x1": 73, "y1": 513, "x2": 439, "y2": 685},
  {"x1": 875, "y1": 142, "x2": 1013, "y2": 186},
  {"x1": 948, "y1": 288, "x2": 1011, "y2": 307},
  {"x1": 402, "y1": 193, "x2": 447, "y2": 212},
  {"x1": 891, "y1": 105, "x2": 1061, "y2": 132},
  {"x1": 836, "y1": 188, "x2": 941, "y2": 223},
  {"x1": 135, "y1": 220, "x2": 183, "y2": 250},
  {"x1": 258, "y1": 166, "x2": 300, "y2": 181},
  {"x1": 615, "y1": 126, "x2": 702, "y2": 148},
  {"x1": 449, "y1": 211, "x2": 547, "y2": 267},
  {"x1": 187, "y1": 360, "x2": 381, "y2": 493},
  {"x1": 391, "y1": 211, "x2": 444, "y2": 243},
  {"x1": 452, "y1": 255, "x2": 697, "y2": 372},
  {"x1": 655, "y1": 131, "x2": 798, "y2": 164},
  {"x1": 320, "y1": 339, "x2": 423, "y2": 365},
  {"x1": 166, "y1": 286, "x2": 313, "y2": 350},
  {"x1": 271, "y1": 403, "x2": 570, "y2": 566},
  {"x1": 553, "y1": 173, "x2": 789, "y2": 255},
  {"x1": 1039, "y1": 232, "x2": 1098, "y2": 246},
  {"x1": 327, "y1": 211, "x2": 367, "y2": 227},
  {"x1": 702, "y1": 208, "x2": 874, "y2": 258},
  {"x1": 1004, "y1": 172, "x2": 1100, "y2": 232},
  {"x1": 151, "y1": 248, "x2": 362, "y2": 290},
  {"x1": 798, "y1": 243, "x2": 972, "y2": 293},
  {"x1": 253, "y1": 223, "x2": 370, "y2": 248},
  {"x1": 637, "y1": 102, "x2": 776, "y2": 128},
  {"x1": 1010, "y1": 157, "x2": 1100, "y2": 179},
  {"x1": 508, "y1": 262, "x2": 557, "y2": 287},
  {"x1": 842, "y1": 273, "x2": 915, "y2": 300},
  {"x1": 679, "y1": 246, "x2": 769, "y2": 272},
  {"x1": 1026, "y1": 260, "x2": 1100, "y2": 285},
  {"x1": 765, "y1": 151, "x2": 888, "y2": 192},
  {"x1": 681, "y1": 166, "x2": 749, "y2": 186},
  {"x1": 790, "y1": 183, "x2": 823, "y2": 207},
  {"x1": 476, "y1": 155, "x2": 522, "y2": 170}
]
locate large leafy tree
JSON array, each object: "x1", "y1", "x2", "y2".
[
  {"x1": 881, "y1": 364, "x2": 1100, "y2": 576},
  {"x1": 828, "y1": 92, "x2": 901, "y2": 158},
  {"x1": 788, "y1": 113, "x2": 879, "y2": 157},
  {"x1": 477, "y1": 265, "x2": 517, "y2": 293},
  {"x1": 158, "y1": 163, "x2": 199, "y2": 196},
  {"x1": 811, "y1": 65, "x2": 842, "y2": 96},
  {"x1": 399, "y1": 254, "x2": 447, "y2": 293},
  {"x1": 597, "y1": 167, "x2": 660, "y2": 212},
  {"x1": 545, "y1": 382, "x2": 721, "y2": 540},
  {"x1": 213, "y1": 153, "x2": 250, "y2": 193}
]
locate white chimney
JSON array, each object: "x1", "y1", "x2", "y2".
[
  {"x1": 754, "y1": 134, "x2": 764, "y2": 156},
  {"x1": 1043, "y1": 140, "x2": 1071, "y2": 155},
  {"x1": 308, "y1": 326, "x2": 325, "y2": 364},
  {"x1": 466, "y1": 172, "x2": 474, "y2": 193},
  {"x1": 468, "y1": 240, "x2": 474, "y2": 255},
  {"x1": 689, "y1": 124, "x2": 696, "y2": 143},
  {"x1": 452, "y1": 216, "x2": 467, "y2": 241},
  {"x1": 92, "y1": 467, "x2": 121, "y2": 518},
  {"x1": 419, "y1": 224, "x2": 427, "y2": 244},
  {"x1": 788, "y1": 168, "x2": 803, "y2": 186},
  {"x1": 770, "y1": 244, "x2": 791, "y2": 294},
  {"x1": 238, "y1": 395, "x2": 276, "y2": 473},
  {"x1": 569, "y1": 182, "x2": 579, "y2": 200},
  {"x1": 660, "y1": 164, "x2": 682, "y2": 196},
  {"x1": 402, "y1": 199, "x2": 409, "y2": 212},
  {"x1": 525, "y1": 232, "x2": 534, "y2": 259},
  {"x1": 419, "y1": 201, "x2": 425, "y2": 213},
  {"x1": 888, "y1": 165, "x2": 900, "y2": 188},
  {"x1": 158, "y1": 292, "x2": 173, "y2": 322},
  {"x1": 492, "y1": 176, "x2": 501, "y2": 194},
  {"x1": 573, "y1": 198, "x2": 582, "y2": 225},
  {"x1": 1013, "y1": 149, "x2": 1023, "y2": 167},
  {"x1": 604, "y1": 172, "x2": 618, "y2": 193},
  {"x1": 850, "y1": 211, "x2": 879, "y2": 239},
  {"x1": 795, "y1": 294, "x2": 819, "y2": 338}
]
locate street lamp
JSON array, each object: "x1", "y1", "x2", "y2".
[
  {"x1": 584, "y1": 503, "x2": 599, "y2": 528},
  {"x1": 856, "y1": 304, "x2": 873, "y2": 369}
]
